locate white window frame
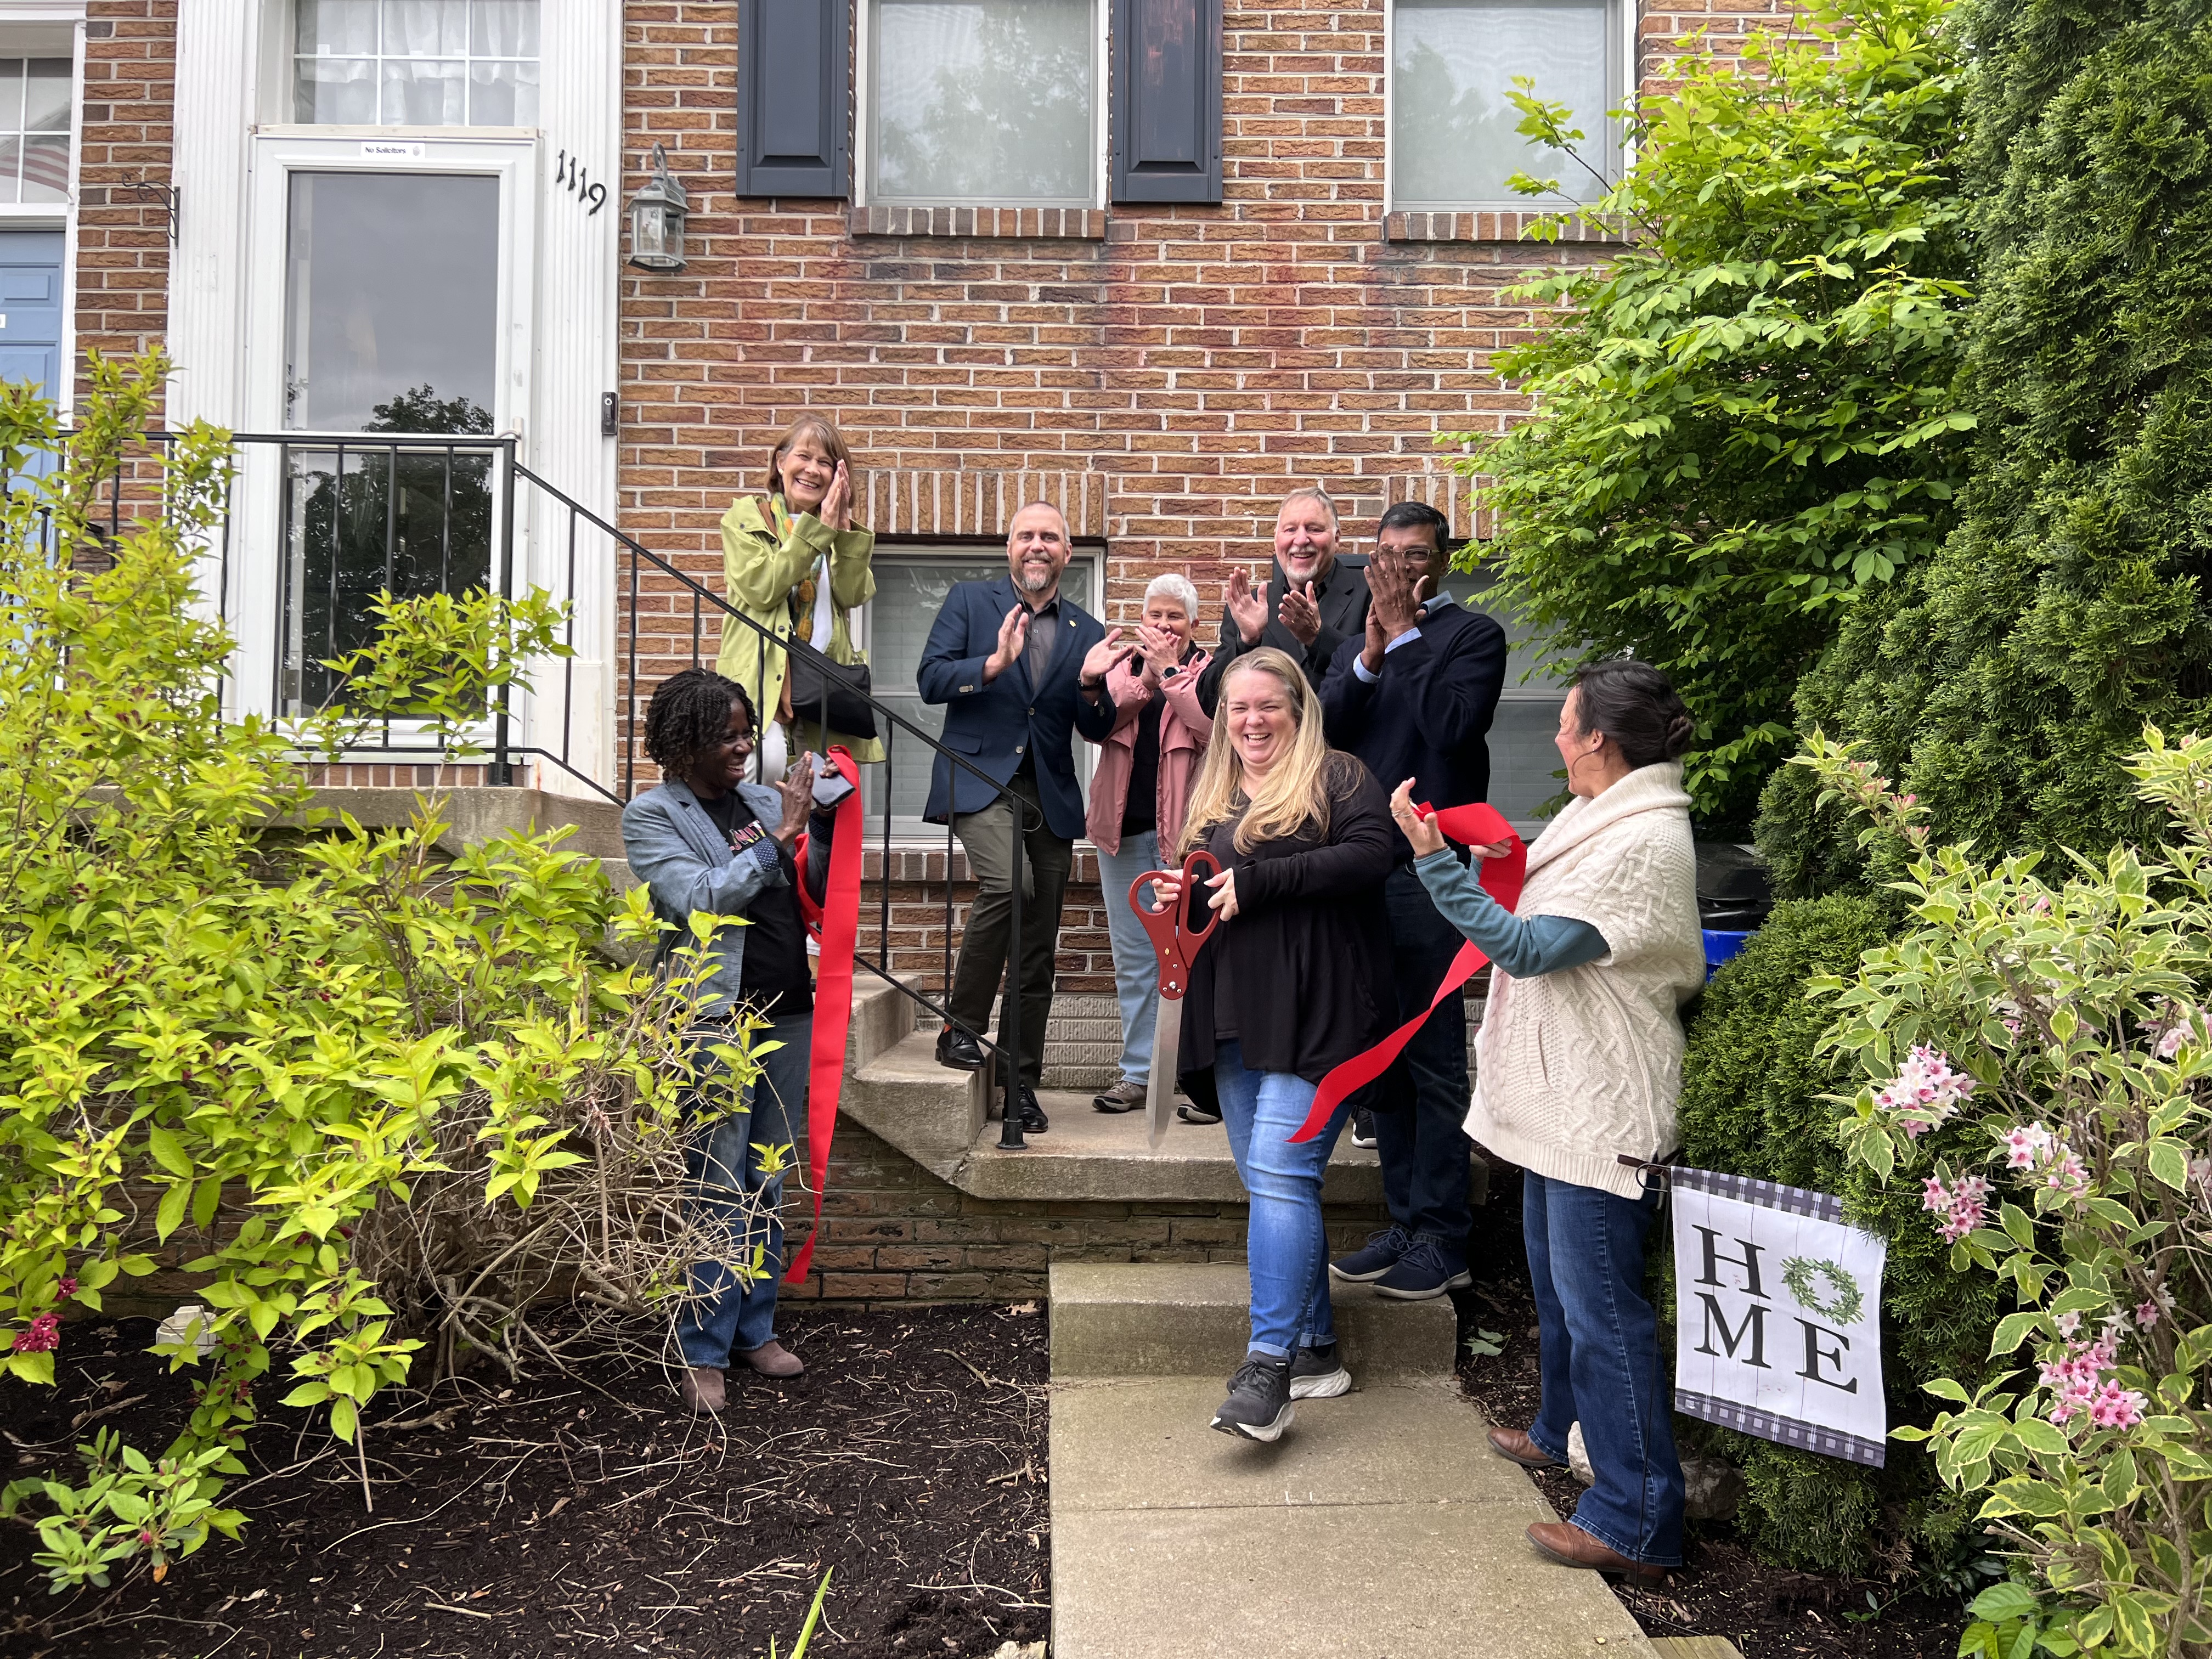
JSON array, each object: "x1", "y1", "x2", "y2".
[
  {"x1": 855, "y1": 541, "x2": 1106, "y2": 840},
  {"x1": 1383, "y1": 0, "x2": 1635, "y2": 215},
  {"x1": 228, "y1": 129, "x2": 537, "y2": 729},
  {"x1": 854, "y1": 0, "x2": 1110, "y2": 211},
  {"x1": 0, "y1": 6, "x2": 83, "y2": 415}
]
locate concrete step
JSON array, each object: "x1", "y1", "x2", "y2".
[
  {"x1": 1047, "y1": 1370, "x2": 1657, "y2": 1658},
  {"x1": 1049, "y1": 1260, "x2": 1454, "y2": 1380}
]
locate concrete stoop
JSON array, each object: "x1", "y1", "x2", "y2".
[
  {"x1": 839, "y1": 978, "x2": 1488, "y2": 1212},
  {"x1": 1045, "y1": 1261, "x2": 1662, "y2": 1659}
]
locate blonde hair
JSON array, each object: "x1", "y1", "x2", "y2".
[
  {"x1": 764, "y1": 414, "x2": 851, "y2": 497},
  {"x1": 1177, "y1": 648, "x2": 1338, "y2": 856}
]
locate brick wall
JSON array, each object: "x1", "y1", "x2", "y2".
[
  {"x1": 783, "y1": 1122, "x2": 1391, "y2": 1303},
  {"x1": 616, "y1": 0, "x2": 1803, "y2": 748},
  {"x1": 74, "y1": 2, "x2": 177, "y2": 397}
]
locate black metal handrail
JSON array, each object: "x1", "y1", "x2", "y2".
[{"x1": 114, "y1": 428, "x2": 1040, "y2": 1151}]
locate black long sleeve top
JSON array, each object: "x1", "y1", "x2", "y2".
[{"x1": 1176, "y1": 753, "x2": 1397, "y2": 1084}]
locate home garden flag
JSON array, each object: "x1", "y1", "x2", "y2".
[{"x1": 1668, "y1": 1166, "x2": 1889, "y2": 1467}]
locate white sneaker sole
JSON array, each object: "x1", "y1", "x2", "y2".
[
  {"x1": 1211, "y1": 1402, "x2": 1295, "y2": 1442},
  {"x1": 1372, "y1": 1269, "x2": 1474, "y2": 1301},
  {"x1": 1328, "y1": 1260, "x2": 1398, "y2": 1283},
  {"x1": 1290, "y1": 1365, "x2": 1352, "y2": 1400}
]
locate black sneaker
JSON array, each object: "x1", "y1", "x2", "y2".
[
  {"x1": 1329, "y1": 1223, "x2": 1412, "y2": 1283},
  {"x1": 1372, "y1": 1234, "x2": 1473, "y2": 1301},
  {"x1": 935, "y1": 1024, "x2": 986, "y2": 1072},
  {"x1": 1210, "y1": 1353, "x2": 1295, "y2": 1442},
  {"x1": 1288, "y1": 1341, "x2": 1351, "y2": 1400},
  {"x1": 1349, "y1": 1108, "x2": 1377, "y2": 1148}
]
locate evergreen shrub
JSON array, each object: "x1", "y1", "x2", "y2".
[
  {"x1": 1759, "y1": 0, "x2": 2212, "y2": 891},
  {"x1": 1676, "y1": 893, "x2": 2006, "y2": 1576}
]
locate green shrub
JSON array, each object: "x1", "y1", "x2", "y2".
[
  {"x1": 1758, "y1": 0, "x2": 2212, "y2": 890},
  {"x1": 0, "y1": 357, "x2": 758, "y2": 1594},
  {"x1": 1675, "y1": 892, "x2": 2006, "y2": 1577},
  {"x1": 1446, "y1": 0, "x2": 1974, "y2": 830}
]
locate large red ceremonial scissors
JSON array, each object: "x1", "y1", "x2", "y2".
[{"x1": 1129, "y1": 847, "x2": 1223, "y2": 1148}]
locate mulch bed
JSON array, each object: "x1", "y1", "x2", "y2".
[
  {"x1": 1455, "y1": 1159, "x2": 1964, "y2": 1659},
  {"x1": 1, "y1": 1302, "x2": 1049, "y2": 1658}
]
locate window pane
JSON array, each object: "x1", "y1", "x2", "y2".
[
  {"x1": 298, "y1": 0, "x2": 380, "y2": 55},
  {"x1": 384, "y1": 0, "x2": 470, "y2": 55},
  {"x1": 19, "y1": 135, "x2": 67, "y2": 202},
  {"x1": 871, "y1": 0, "x2": 1095, "y2": 204},
  {"x1": 381, "y1": 58, "x2": 467, "y2": 124},
  {"x1": 24, "y1": 60, "x2": 69, "y2": 132},
  {"x1": 295, "y1": 57, "x2": 379, "y2": 123},
  {"x1": 472, "y1": 0, "x2": 539, "y2": 56},
  {"x1": 467, "y1": 59, "x2": 538, "y2": 126},
  {"x1": 860, "y1": 552, "x2": 1093, "y2": 819},
  {"x1": 0, "y1": 139, "x2": 20, "y2": 206},
  {"x1": 1393, "y1": 0, "x2": 1610, "y2": 207},
  {"x1": 284, "y1": 170, "x2": 499, "y2": 431}
]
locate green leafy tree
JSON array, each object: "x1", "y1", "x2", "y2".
[
  {"x1": 1446, "y1": 0, "x2": 1975, "y2": 828},
  {"x1": 1759, "y1": 0, "x2": 2212, "y2": 892},
  {"x1": 0, "y1": 356, "x2": 769, "y2": 1602}
]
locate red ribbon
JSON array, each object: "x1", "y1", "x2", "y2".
[
  {"x1": 1286, "y1": 802, "x2": 1526, "y2": 1144},
  {"x1": 784, "y1": 747, "x2": 864, "y2": 1285}
]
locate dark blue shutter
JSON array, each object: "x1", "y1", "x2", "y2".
[
  {"x1": 736, "y1": 0, "x2": 851, "y2": 198},
  {"x1": 1111, "y1": 0, "x2": 1222, "y2": 204}
]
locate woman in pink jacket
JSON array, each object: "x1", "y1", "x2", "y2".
[{"x1": 1085, "y1": 573, "x2": 1213, "y2": 1115}]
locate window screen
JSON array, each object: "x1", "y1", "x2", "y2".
[
  {"x1": 1392, "y1": 0, "x2": 1614, "y2": 208},
  {"x1": 867, "y1": 0, "x2": 1097, "y2": 206},
  {"x1": 295, "y1": 0, "x2": 540, "y2": 127},
  {"x1": 0, "y1": 60, "x2": 71, "y2": 205}
]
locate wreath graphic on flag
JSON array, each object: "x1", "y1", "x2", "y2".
[{"x1": 1782, "y1": 1255, "x2": 1864, "y2": 1326}]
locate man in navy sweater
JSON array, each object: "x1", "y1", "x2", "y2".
[{"x1": 1319, "y1": 501, "x2": 1508, "y2": 1299}]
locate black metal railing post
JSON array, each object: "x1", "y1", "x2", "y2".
[{"x1": 488, "y1": 437, "x2": 517, "y2": 786}]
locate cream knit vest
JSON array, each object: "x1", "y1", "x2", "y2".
[{"x1": 1466, "y1": 762, "x2": 1706, "y2": 1200}]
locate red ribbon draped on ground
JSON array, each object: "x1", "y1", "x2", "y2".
[
  {"x1": 785, "y1": 747, "x2": 864, "y2": 1285},
  {"x1": 1286, "y1": 801, "x2": 1527, "y2": 1144}
]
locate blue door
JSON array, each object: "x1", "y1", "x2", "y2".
[{"x1": 0, "y1": 229, "x2": 64, "y2": 401}]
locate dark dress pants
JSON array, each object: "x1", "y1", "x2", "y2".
[
  {"x1": 1369, "y1": 862, "x2": 1475, "y2": 1254},
  {"x1": 948, "y1": 768, "x2": 1072, "y2": 1089}
]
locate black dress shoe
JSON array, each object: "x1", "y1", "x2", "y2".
[
  {"x1": 935, "y1": 1024, "x2": 986, "y2": 1072},
  {"x1": 1013, "y1": 1084, "x2": 1049, "y2": 1134}
]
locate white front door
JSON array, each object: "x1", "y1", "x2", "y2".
[{"x1": 233, "y1": 133, "x2": 535, "y2": 724}]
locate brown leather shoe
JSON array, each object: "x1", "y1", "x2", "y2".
[
  {"x1": 1526, "y1": 1520, "x2": 1670, "y2": 1586},
  {"x1": 1488, "y1": 1426, "x2": 1564, "y2": 1470},
  {"x1": 678, "y1": 1365, "x2": 726, "y2": 1413},
  {"x1": 737, "y1": 1340, "x2": 804, "y2": 1379}
]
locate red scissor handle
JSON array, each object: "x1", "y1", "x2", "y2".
[{"x1": 1130, "y1": 848, "x2": 1223, "y2": 997}]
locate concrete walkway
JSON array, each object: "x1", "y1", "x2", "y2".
[{"x1": 1047, "y1": 1263, "x2": 1660, "y2": 1659}]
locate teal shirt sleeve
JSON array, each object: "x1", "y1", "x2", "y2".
[{"x1": 1413, "y1": 848, "x2": 1610, "y2": 978}]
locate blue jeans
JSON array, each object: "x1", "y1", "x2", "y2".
[
  {"x1": 1095, "y1": 830, "x2": 1163, "y2": 1085},
  {"x1": 1215, "y1": 1040, "x2": 1348, "y2": 1357},
  {"x1": 677, "y1": 1011, "x2": 810, "y2": 1369},
  {"x1": 1369, "y1": 864, "x2": 1475, "y2": 1256},
  {"x1": 1523, "y1": 1171, "x2": 1685, "y2": 1566}
]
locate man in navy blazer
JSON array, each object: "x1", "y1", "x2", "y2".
[
  {"x1": 1320, "y1": 501, "x2": 1509, "y2": 1302},
  {"x1": 918, "y1": 501, "x2": 1125, "y2": 1131}
]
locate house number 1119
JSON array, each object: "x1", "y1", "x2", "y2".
[{"x1": 555, "y1": 149, "x2": 608, "y2": 217}]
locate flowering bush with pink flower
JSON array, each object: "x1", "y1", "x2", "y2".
[{"x1": 1801, "y1": 727, "x2": 2212, "y2": 1657}]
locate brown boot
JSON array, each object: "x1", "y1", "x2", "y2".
[
  {"x1": 678, "y1": 1366, "x2": 727, "y2": 1413},
  {"x1": 737, "y1": 1340, "x2": 804, "y2": 1378},
  {"x1": 1488, "y1": 1426, "x2": 1563, "y2": 1470},
  {"x1": 1526, "y1": 1520, "x2": 1670, "y2": 1587}
]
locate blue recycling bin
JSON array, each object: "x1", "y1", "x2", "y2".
[{"x1": 1702, "y1": 928, "x2": 1755, "y2": 981}]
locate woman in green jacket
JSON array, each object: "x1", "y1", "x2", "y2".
[{"x1": 715, "y1": 415, "x2": 882, "y2": 777}]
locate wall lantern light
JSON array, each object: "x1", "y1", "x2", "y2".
[{"x1": 627, "y1": 142, "x2": 690, "y2": 272}]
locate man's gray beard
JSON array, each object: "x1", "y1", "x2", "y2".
[{"x1": 1017, "y1": 565, "x2": 1057, "y2": 595}]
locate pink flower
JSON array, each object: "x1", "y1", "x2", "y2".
[
  {"x1": 10, "y1": 1313, "x2": 59, "y2": 1354},
  {"x1": 56, "y1": 1276, "x2": 76, "y2": 1297},
  {"x1": 1875, "y1": 1047, "x2": 1976, "y2": 1134},
  {"x1": 2087, "y1": 1381, "x2": 2146, "y2": 1431},
  {"x1": 2056, "y1": 1309, "x2": 2081, "y2": 1338},
  {"x1": 2001, "y1": 1123, "x2": 2053, "y2": 1170},
  {"x1": 2136, "y1": 1300, "x2": 2162, "y2": 1329}
]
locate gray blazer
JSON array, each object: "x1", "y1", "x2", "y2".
[{"x1": 620, "y1": 777, "x2": 792, "y2": 1017}]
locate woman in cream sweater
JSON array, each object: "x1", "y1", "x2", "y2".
[{"x1": 1390, "y1": 658, "x2": 1704, "y2": 1585}]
